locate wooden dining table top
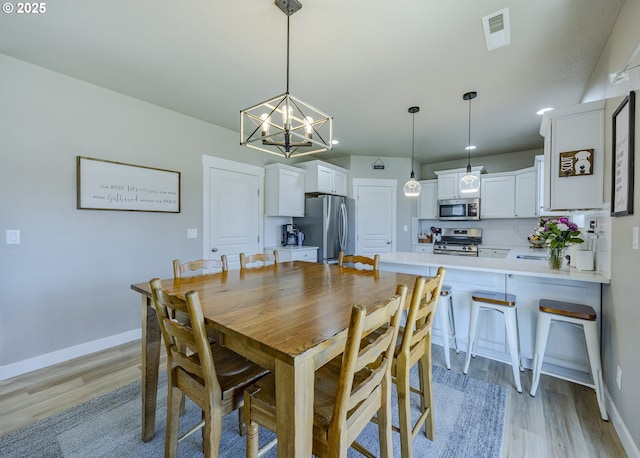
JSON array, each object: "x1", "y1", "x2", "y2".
[{"x1": 132, "y1": 261, "x2": 417, "y2": 365}]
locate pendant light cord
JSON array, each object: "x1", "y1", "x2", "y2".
[
  {"x1": 411, "y1": 110, "x2": 416, "y2": 178},
  {"x1": 467, "y1": 96, "x2": 472, "y2": 172}
]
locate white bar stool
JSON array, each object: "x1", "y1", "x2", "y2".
[
  {"x1": 463, "y1": 290, "x2": 522, "y2": 393},
  {"x1": 438, "y1": 285, "x2": 459, "y2": 369},
  {"x1": 530, "y1": 299, "x2": 608, "y2": 421}
]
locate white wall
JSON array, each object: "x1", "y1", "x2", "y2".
[
  {"x1": 0, "y1": 54, "x2": 273, "y2": 375},
  {"x1": 581, "y1": 0, "x2": 640, "y2": 454}
]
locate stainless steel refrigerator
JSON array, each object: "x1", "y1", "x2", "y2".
[{"x1": 293, "y1": 194, "x2": 355, "y2": 263}]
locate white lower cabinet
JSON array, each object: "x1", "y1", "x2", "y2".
[
  {"x1": 412, "y1": 244, "x2": 433, "y2": 254},
  {"x1": 268, "y1": 246, "x2": 319, "y2": 262},
  {"x1": 478, "y1": 248, "x2": 510, "y2": 259}
]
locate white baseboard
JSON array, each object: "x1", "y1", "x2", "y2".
[
  {"x1": 605, "y1": 386, "x2": 640, "y2": 458},
  {"x1": 0, "y1": 329, "x2": 142, "y2": 381}
]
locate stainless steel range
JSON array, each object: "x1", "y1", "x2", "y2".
[{"x1": 433, "y1": 228, "x2": 482, "y2": 256}]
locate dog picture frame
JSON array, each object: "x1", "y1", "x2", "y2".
[{"x1": 558, "y1": 149, "x2": 594, "y2": 177}]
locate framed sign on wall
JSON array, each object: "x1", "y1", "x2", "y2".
[
  {"x1": 558, "y1": 149, "x2": 594, "y2": 177},
  {"x1": 77, "y1": 156, "x2": 181, "y2": 212},
  {"x1": 611, "y1": 91, "x2": 635, "y2": 217}
]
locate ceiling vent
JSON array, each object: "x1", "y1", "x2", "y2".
[{"x1": 482, "y1": 8, "x2": 511, "y2": 51}]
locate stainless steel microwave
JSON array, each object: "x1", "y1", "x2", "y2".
[{"x1": 437, "y1": 198, "x2": 480, "y2": 221}]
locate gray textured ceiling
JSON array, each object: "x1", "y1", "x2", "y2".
[{"x1": 0, "y1": 0, "x2": 625, "y2": 163}]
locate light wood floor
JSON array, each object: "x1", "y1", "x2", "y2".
[{"x1": 0, "y1": 341, "x2": 627, "y2": 457}]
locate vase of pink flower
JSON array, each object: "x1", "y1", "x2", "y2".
[{"x1": 530, "y1": 217, "x2": 584, "y2": 270}]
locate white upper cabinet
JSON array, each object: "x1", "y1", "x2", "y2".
[
  {"x1": 298, "y1": 160, "x2": 349, "y2": 196},
  {"x1": 535, "y1": 156, "x2": 565, "y2": 217},
  {"x1": 435, "y1": 167, "x2": 484, "y2": 199},
  {"x1": 539, "y1": 100, "x2": 605, "y2": 210},
  {"x1": 264, "y1": 163, "x2": 306, "y2": 217},
  {"x1": 514, "y1": 167, "x2": 538, "y2": 218},
  {"x1": 417, "y1": 180, "x2": 438, "y2": 219},
  {"x1": 480, "y1": 173, "x2": 515, "y2": 218}
]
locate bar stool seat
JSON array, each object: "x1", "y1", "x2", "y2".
[
  {"x1": 438, "y1": 285, "x2": 459, "y2": 370},
  {"x1": 464, "y1": 290, "x2": 522, "y2": 393},
  {"x1": 530, "y1": 299, "x2": 608, "y2": 421}
]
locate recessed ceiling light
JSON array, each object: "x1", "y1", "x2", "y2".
[
  {"x1": 536, "y1": 107, "x2": 554, "y2": 115},
  {"x1": 465, "y1": 145, "x2": 476, "y2": 151},
  {"x1": 331, "y1": 139, "x2": 339, "y2": 145}
]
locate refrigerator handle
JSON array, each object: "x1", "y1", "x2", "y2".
[
  {"x1": 325, "y1": 196, "x2": 332, "y2": 237},
  {"x1": 339, "y1": 202, "x2": 347, "y2": 252}
]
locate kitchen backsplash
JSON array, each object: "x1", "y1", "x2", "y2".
[
  {"x1": 413, "y1": 217, "x2": 541, "y2": 248},
  {"x1": 264, "y1": 216, "x2": 292, "y2": 247},
  {"x1": 578, "y1": 205, "x2": 611, "y2": 278}
]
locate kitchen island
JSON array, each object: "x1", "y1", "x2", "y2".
[{"x1": 379, "y1": 250, "x2": 609, "y2": 386}]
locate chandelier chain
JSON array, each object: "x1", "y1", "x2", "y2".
[{"x1": 286, "y1": 14, "x2": 290, "y2": 94}]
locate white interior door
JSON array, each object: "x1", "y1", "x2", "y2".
[
  {"x1": 353, "y1": 179, "x2": 396, "y2": 256},
  {"x1": 203, "y1": 156, "x2": 264, "y2": 270}
]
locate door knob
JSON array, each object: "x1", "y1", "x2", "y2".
[
  {"x1": 211, "y1": 248, "x2": 218, "y2": 252},
  {"x1": 386, "y1": 241, "x2": 391, "y2": 244}
]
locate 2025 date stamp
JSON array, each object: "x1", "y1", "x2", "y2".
[{"x1": 2, "y1": 2, "x2": 47, "y2": 14}]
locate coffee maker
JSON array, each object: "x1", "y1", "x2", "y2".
[{"x1": 282, "y1": 224, "x2": 299, "y2": 246}]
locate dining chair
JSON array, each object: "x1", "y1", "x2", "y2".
[
  {"x1": 173, "y1": 256, "x2": 228, "y2": 278},
  {"x1": 243, "y1": 283, "x2": 408, "y2": 458},
  {"x1": 390, "y1": 267, "x2": 445, "y2": 458},
  {"x1": 338, "y1": 251, "x2": 380, "y2": 271},
  {"x1": 149, "y1": 278, "x2": 268, "y2": 458},
  {"x1": 172, "y1": 257, "x2": 228, "y2": 345},
  {"x1": 239, "y1": 250, "x2": 279, "y2": 270}
]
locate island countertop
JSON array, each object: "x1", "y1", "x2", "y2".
[{"x1": 379, "y1": 250, "x2": 610, "y2": 284}]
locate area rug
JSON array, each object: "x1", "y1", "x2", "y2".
[{"x1": 0, "y1": 365, "x2": 506, "y2": 457}]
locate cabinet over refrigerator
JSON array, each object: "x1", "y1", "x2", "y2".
[{"x1": 293, "y1": 194, "x2": 355, "y2": 263}]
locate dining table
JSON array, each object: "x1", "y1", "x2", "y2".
[{"x1": 131, "y1": 261, "x2": 417, "y2": 457}]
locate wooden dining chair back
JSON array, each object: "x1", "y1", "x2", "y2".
[
  {"x1": 173, "y1": 256, "x2": 228, "y2": 278},
  {"x1": 149, "y1": 278, "x2": 268, "y2": 458},
  {"x1": 239, "y1": 250, "x2": 279, "y2": 270},
  {"x1": 172, "y1": 257, "x2": 228, "y2": 344},
  {"x1": 338, "y1": 251, "x2": 380, "y2": 271},
  {"x1": 392, "y1": 267, "x2": 445, "y2": 458},
  {"x1": 244, "y1": 283, "x2": 408, "y2": 458}
]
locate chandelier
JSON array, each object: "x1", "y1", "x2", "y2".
[{"x1": 240, "y1": 0, "x2": 333, "y2": 159}]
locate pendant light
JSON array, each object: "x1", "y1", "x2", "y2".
[
  {"x1": 240, "y1": 0, "x2": 333, "y2": 159},
  {"x1": 459, "y1": 91, "x2": 480, "y2": 194},
  {"x1": 403, "y1": 106, "x2": 421, "y2": 197}
]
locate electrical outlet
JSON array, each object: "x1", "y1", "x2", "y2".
[
  {"x1": 403, "y1": 225, "x2": 408, "y2": 232},
  {"x1": 616, "y1": 365, "x2": 622, "y2": 390},
  {"x1": 633, "y1": 227, "x2": 638, "y2": 250},
  {"x1": 187, "y1": 228, "x2": 198, "y2": 239}
]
